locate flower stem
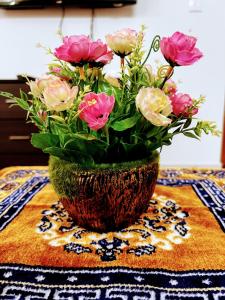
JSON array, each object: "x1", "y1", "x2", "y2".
[
  {"x1": 79, "y1": 66, "x2": 85, "y2": 80},
  {"x1": 159, "y1": 66, "x2": 174, "y2": 89},
  {"x1": 121, "y1": 57, "x2": 125, "y2": 72},
  {"x1": 104, "y1": 125, "x2": 109, "y2": 144}
]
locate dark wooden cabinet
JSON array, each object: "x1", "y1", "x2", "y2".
[{"x1": 0, "y1": 80, "x2": 48, "y2": 168}]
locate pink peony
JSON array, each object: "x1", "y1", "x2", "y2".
[
  {"x1": 54, "y1": 35, "x2": 113, "y2": 67},
  {"x1": 160, "y1": 32, "x2": 203, "y2": 66},
  {"x1": 79, "y1": 92, "x2": 115, "y2": 131},
  {"x1": 170, "y1": 93, "x2": 198, "y2": 117}
]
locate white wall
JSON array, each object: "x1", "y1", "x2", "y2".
[{"x1": 0, "y1": 0, "x2": 224, "y2": 166}]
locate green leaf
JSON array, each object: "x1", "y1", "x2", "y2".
[
  {"x1": 121, "y1": 142, "x2": 148, "y2": 160},
  {"x1": 30, "y1": 116, "x2": 43, "y2": 128},
  {"x1": 146, "y1": 127, "x2": 161, "y2": 138},
  {"x1": 16, "y1": 98, "x2": 30, "y2": 110},
  {"x1": 146, "y1": 140, "x2": 162, "y2": 152},
  {"x1": 98, "y1": 81, "x2": 122, "y2": 106},
  {"x1": 31, "y1": 133, "x2": 60, "y2": 150},
  {"x1": 20, "y1": 89, "x2": 29, "y2": 101},
  {"x1": 50, "y1": 121, "x2": 68, "y2": 136},
  {"x1": 172, "y1": 126, "x2": 182, "y2": 134},
  {"x1": 169, "y1": 120, "x2": 184, "y2": 128},
  {"x1": 183, "y1": 132, "x2": 199, "y2": 140},
  {"x1": 49, "y1": 115, "x2": 66, "y2": 123},
  {"x1": 63, "y1": 134, "x2": 108, "y2": 161},
  {"x1": 98, "y1": 81, "x2": 112, "y2": 94},
  {"x1": 194, "y1": 127, "x2": 202, "y2": 137},
  {"x1": 110, "y1": 114, "x2": 140, "y2": 131},
  {"x1": 162, "y1": 139, "x2": 172, "y2": 146},
  {"x1": 69, "y1": 133, "x2": 97, "y2": 141},
  {"x1": 183, "y1": 118, "x2": 192, "y2": 129},
  {"x1": 43, "y1": 146, "x2": 94, "y2": 164}
]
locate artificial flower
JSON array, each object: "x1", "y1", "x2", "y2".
[
  {"x1": 136, "y1": 87, "x2": 172, "y2": 126},
  {"x1": 42, "y1": 80, "x2": 78, "y2": 112},
  {"x1": 106, "y1": 28, "x2": 137, "y2": 57},
  {"x1": 160, "y1": 31, "x2": 203, "y2": 66},
  {"x1": 37, "y1": 110, "x2": 47, "y2": 122},
  {"x1": 28, "y1": 75, "x2": 61, "y2": 98},
  {"x1": 48, "y1": 64, "x2": 71, "y2": 81},
  {"x1": 79, "y1": 92, "x2": 115, "y2": 131},
  {"x1": 54, "y1": 35, "x2": 113, "y2": 67},
  {"x1": 104, "y1": 74, "x2": 121, "y2": 88},
  {"x1": 170, "y1": 93, "x2": 198, "y2": 116},
  {"x1": 163, "y1": 79, "x2": 177, "y2": 96}
]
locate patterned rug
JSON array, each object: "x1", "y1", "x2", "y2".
[{"x1": 0, "y1": 166, "x2": 225, "y2": 299}]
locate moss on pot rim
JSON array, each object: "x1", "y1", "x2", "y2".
[
  {"x1": 49, "y1": 151, "x2": 159, "y2": 172},
  {"x1": 49, "y1": 151, "x2": 159, "y2": 199}
]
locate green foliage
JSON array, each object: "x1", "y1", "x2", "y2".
[
  {"x1": 110, "y1": 113, "x2": 140, "y2": 131},
  {"x1": 0, "y1": 27, "x2": 219, "y2": 165}
]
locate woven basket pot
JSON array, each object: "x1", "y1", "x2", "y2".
[{"x1": 49, "y1": 152, "x2": 159, "y2": 233}]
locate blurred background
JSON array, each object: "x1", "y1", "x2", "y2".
[{"x1": 0, "y1": 0, "x2": 224, "y2": 167}]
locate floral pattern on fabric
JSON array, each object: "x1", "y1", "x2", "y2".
[{"x1": 36, "y1": 194, "x2": 190, "y2": 262}]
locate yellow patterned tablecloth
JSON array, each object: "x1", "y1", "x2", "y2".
[{"x1": 0, "y1": 166, "x2": 224, "y2": 299}]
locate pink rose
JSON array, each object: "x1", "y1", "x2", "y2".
[
  {"x1": 160, "y1": 32, "x2": 203, "y2": 66},
  {"x1": 54, "y1": 35, "x2": 113, "y2": 67},
  {"x1": 170, "y1": 93, "x2": 198, "y2": 117},
  {"x1": 79, "y1": 92, "x2": 115, "y2": 131}
]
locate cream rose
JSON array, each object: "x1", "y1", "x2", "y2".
[
  {"x1": 105, "y1": 28, "x2": 137, "y2": 56},
  {"x1": 136, "y1": 87, "x2": 172, "y2": 126},
  {"x1": 28, "y1": 75, "x2": 61, "y2": 98},
  {"x1": 42, "y1": 80, "x2": 78, "y2": 112}
]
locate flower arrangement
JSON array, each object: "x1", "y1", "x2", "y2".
[{"x1": 1, "y1": 27, "x2": 220, "y2": 165}]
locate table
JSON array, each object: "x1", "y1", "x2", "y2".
[{"x1": 0, "y1": 166, "x2": 225, "y2": 299}]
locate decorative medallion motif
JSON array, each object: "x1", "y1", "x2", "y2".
[{"x1": 36, "y1": 193, "x2": 190, "y2": 261}]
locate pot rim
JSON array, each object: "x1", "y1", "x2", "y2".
[{"x1": 49, "y1": 151, "x2": 159, "y2": 172}]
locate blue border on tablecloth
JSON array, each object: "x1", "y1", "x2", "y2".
[
  {"x1": 0, "y1": 176, "x2": 49, "y2": 231},
  {"x1": 0, "y1": 264, "x2": 225, "y2": 299},
  {"x1": 158, "y1": 178, "x2": 225, "y2": 232}
]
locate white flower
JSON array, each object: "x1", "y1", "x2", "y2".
[
  {"x1": 105, "y1": 28, "x2": 137, "y2": 56},
  {"x1": 135, "y1": 87, "x2": 172, "y2": 126}
]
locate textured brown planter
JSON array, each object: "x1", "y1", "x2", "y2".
[{"x1": 49, "y1": 153, "x2": 159, "y2": 232}]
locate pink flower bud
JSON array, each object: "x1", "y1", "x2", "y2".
[
  {"x1": 49, "y1": 65, "x2": 71, "y2": 81},
  {"x1": 37, "y1": 110, "x2": 47, "y2": 121},
  {"x1": 170, "y1": 93, "x2": 198, "y2": 117},
  {"x1": 163, "y1": 79, "x2": 177, "y2": 96}
]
